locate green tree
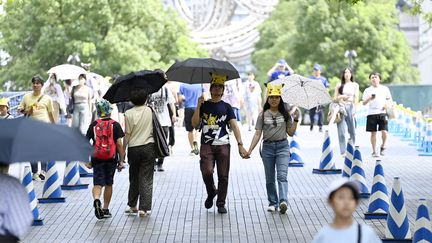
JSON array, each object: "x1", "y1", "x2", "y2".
[
  {"x1": 0, "y1": 0, "x2": 207, "y2": 89},
  {"x1": 252, "y1": 0, "x2": 418, "y2": 92}
]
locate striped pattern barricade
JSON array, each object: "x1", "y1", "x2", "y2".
[
  {"x1": 288, "y1": 132, "x2": 304, "y2": 167},
  {"x1": 419, "y1": 123, "x2": 432, "y2": 156},
  {"x1": 79, "y1": 162, "x2": 93, "y2": 177},
  {"x1": 61, "y1": 161, "x2": 89, "y2": 190},
  {"x1": 38, "y1": 161, "x2": 66, "y2": 203},
  {"x1": 410, "y1": 117, "x2": 424, "y2": 146},
  {"x1": 413, "y1": 199, "x2": 432, "y2": 243},
  {"x1": 383, "y1": 177, "x2": 411, "y2": 242},
  {"x1": 350, "y1": 146, "x2": 369, "y2": 198},
  {"x1": 21, "y1": 165, "x2": 43, "y2": 226},
  {"x1": 418, "y1": 122, "x2": 428, "y2": 152},
  {"x1": 313, "y1": 130, "x2": 341, "y2": 174},
  {"x1": 342, "y1": 139, "x2": 354, "y2": 178},
  {"x1": 365, "y1": 160, "x2": 389, "y2": 219},
  {"x1": 401, "y1": 113, "x2": 414, "y2": 141}
]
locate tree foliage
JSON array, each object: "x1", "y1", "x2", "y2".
[
  {"x1": 253, "y1": 0, "x2": 419, "y2": 92},
  {"x1": 0, "y1": 0, "x2": 208, "y2": 89}
]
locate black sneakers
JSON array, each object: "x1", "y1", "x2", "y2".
[
  {"x1": 102, "y1": 209, "x2": 112, "y2": 218},
  {"x1": 93, "y1": 199, "x2": 104, "y2": 219},
  {"x1": 204, "y1": 191, "x2": 217, "y2": 209},
  {"x1": 217, "y1": 206, "x2": 227, "y2": 214}
]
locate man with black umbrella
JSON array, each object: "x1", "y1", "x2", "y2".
[{"x1": 192, "y1": 73, "x2": 248, "y2": 214}]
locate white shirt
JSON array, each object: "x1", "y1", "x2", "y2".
[
  {"x1": 312, "y1": 222, "x2": 382, "y2": 243},
  {"x1": 362, "y1": 85, "x2": 392, "y2": 115},
  {"x1": 148, "y1": 86, "x2": 175, "y2": 127},
  {"x1": 341, "y1": 82, "x2": 359, "y2": 103}
]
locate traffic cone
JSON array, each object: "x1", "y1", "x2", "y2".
[
  {"x1": 401, "y1": 114, "x2": 414, "y2": 141},
  {"x1": 365, "y1": 160, "x2": 389, "y2": 219},
  {"x1": 342, "y1": 139, "x2": 354, "y2": 178},
  {"x1": 419, "y1": 123, "x2": 432, "y2": 156},
  {"x1": 412, "y1": 199, "x2": 432, "y2": 243},
  {"x1": 21, "y1": 166, "x2": 43, "y2": 226},
  {"x1": 418, "y1": 122, "x2": 427, "y2": 152},
  {"x1": 38, "y1": 161, "x2": 66, "y2": 203},
  {"x1": 61, "y1": 161, "x2": 89, "y2": 190},
  {"x1": 313, "y1": 131, "x2": 341, "y2": 174},
  {"x1": 350, "y1": 146, "x2": 369, "y2": 198},
  {"x1": 79, "y1": 162, "x2": 93, "y2": 177},
  {"x1": 410, "y1": 117, "x2": 423, "y2": 146},
  {"x1": 394, "y1": 112, "x2": 405, "y2": 136},
  {"x1": 288, "y1": 132, "x2": 304, "y2": 167},
  {"x1": 383, "y1": 177, "x2": 411, "y2": 242}
]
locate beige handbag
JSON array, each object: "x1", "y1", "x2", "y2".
[{"x1": 386, "y1": 101, "x2": 396, "y2": 119}]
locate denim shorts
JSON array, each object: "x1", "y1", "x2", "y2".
[{"x1": 92, "y1": 158, "x2": 117, "y2": 186}]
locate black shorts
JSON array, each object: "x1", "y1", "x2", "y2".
[
  {"x1": 184, "y1": 107, "x2": 199, "y2": 132},
  {"x1": 92, "y1": 158, "x2": 117, "y2": 186},
  {"x1": 366, "y1": 114, "x2": 388, "y2": 132}
]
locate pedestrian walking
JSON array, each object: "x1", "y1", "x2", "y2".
[
  {"x1": 0, "y1": 163, "x2": 33, "y2": 243},
  {"x1": 147, "y1": 84, "x2": 176, "y2": 171},
  {"x1": 71, "y1": 74, "x2": 92, "y2": 134},
  {"x1": 332, "y1": 68, "x2": 359, "y2": 155},
  {"x1": 243, "y1": 72, "x2": 262, "y2": 131},
  {"x1": 179, "y1": 83, "x2": 203, "y2": 155},
  {"x1": 312, "y1": 178, "x2": 381, "y2": 243},
  {"x1": 42, "y1": 73, "x2": 66, "y2": 123},
  {"x1": 267, "y1": 59, "x2": 294, "y2": 82},
  {"x1": 0, "y1": 97, "x2": 13, "y2": 119},
  {"x1": 362, "y1": 72, "x2": 393, "y2": 157},
  {"x1": 123, "y1": 89, "x2": 157, "y2": 217},
  {"x1": 86, "y1": 99, "x2": 125, "y2": 219},
  {"x1": 222, "y1": 78, "x2": 244, "y2": 124},
  {"x1": 309, "y1": 64, "x2": 329, "y2": 132},
  {"x1": 18, "y1": 76, "x2": 55, "y2": 180},
  {"x1": 191, "y1": 73, "x2": 248, "y2": 214},
  {"x1": 245, "y1": 83, "x2": 299, "y2": 214}
]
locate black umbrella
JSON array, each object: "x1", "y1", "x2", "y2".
[
  {"x1": 166, "y1": 58, "x2": 240, "y2": 84},
  {"x1": 103, "y1": 70, "x2": 167, "y2": 103},
  {"x1": 0, "y1": 118, "x2": 92, "y2": 163}
]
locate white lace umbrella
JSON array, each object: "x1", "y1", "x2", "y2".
[
  {"x1": 269, "y1": 74, "x2": 332, "y2": 109},
  {"x1": 47, "y1": 64, "x2": 86, "y2": 80}
]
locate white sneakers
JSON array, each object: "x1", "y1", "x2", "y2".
[{"x1": 267, "y1": 206, "x2": 276, "y2": 212}]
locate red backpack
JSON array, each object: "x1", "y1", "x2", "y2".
[{"x1": 93, "y1": 119, "x2": 116, "y2": 160}]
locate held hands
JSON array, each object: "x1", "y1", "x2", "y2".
[
  {"x1": 238, "y1": 145, "x2": 250, "y2": 159},
  {"x1": 117, "y1": 161, "x2": 125, "y2": 172}
]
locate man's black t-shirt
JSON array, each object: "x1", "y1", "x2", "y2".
[{"x1": 199, "y1": 100, "x2": 235, "y2": 145}]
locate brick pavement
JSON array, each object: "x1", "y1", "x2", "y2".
[{"x1": 16, "y1": 124, "x2": 432, "y2": 243}]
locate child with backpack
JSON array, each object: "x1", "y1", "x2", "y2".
[{"x1": 86, "y1": 99, "x2": 125, "y2": 219}]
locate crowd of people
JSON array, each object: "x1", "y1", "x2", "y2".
[{"x1": 0, "y1": 58, "x2": 395, "y2": 242}]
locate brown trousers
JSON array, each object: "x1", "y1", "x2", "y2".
[{"x1": 200, "y1": 144, "x2": 230, "y2": 207}]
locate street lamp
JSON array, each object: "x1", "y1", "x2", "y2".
[
  {"x1": 344, "y1": 50, "x2": 357, "y2": 69},
  {"x1": 67, "y1": 53, "x2": 80, "y2": 65}
]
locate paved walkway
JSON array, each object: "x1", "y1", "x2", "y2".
[{"x1": 15, "y1": 124, "x2": 432, "y2": 243}]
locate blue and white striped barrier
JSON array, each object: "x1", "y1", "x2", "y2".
[
  {"x1": 342, "y1": 139, "x2": 354, "y2": 178},
  {"x1": 384, "y1": 177, "x2": 411, "y2": 242},
  {"x1": 413, "y1": 199, "x2": 432, "y2": 243},
  {"x1": 419, "y1": 123, "x2": 432, "y2": 156},
  {"x1": 350, "y1": 146, "x2": 369, "y2": 198},
  {"x1": 79, "y1": 162, "x2": 93, "y2": 177},
  {"x1": 365, "y1": 160, "x2": 389, "y2": 219},
  {"x1": 313, "y1": 131, "x2": 341, "y2": 174},
  {"x1": 288, "y1": 132, "x2": 304, "y2": 167},
  {"x1": 38, "y1": 161, "x2": 66, "y2": 203},
  {"x1": 61, "y1": 161, "x2": 88, "y2": 190},
  {"x1": 21, "y1": 166, "x2": 43, "y2": 226}
]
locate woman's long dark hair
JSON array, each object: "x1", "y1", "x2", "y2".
[
  {"x1": 338, "y1": 68, "x2": 355, "y2": 95},
  {"x1": 263, "y1": 97, "x2": 291, "y2": 122}
]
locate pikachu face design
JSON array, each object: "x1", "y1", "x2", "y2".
[
  {"x1": 210, "y1": 72, "x2": 228, "y2": 86},
  {"x1": 266, "y1": 83, "x2": 284, "y2": 96}
]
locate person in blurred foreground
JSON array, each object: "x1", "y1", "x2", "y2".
[
  {"x1": 312, "y1": 178, "x2": 381, "y2": 243},
  {"x1": 0, "y1": 163, "x2": 33, "y2": 243}
]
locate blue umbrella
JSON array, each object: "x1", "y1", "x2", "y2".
[{"x1": 0, "y1": 118, "x2": 92, "y2": 163}]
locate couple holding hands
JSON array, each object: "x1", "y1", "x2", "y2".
[{"x1": 192, "y1": 75, "x2": 299, "y2": 214}]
